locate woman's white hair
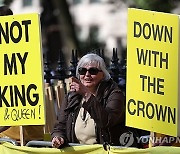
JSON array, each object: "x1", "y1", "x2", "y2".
[{"x1": 76, "y1": 53, "x2": 111, "y2": 80}]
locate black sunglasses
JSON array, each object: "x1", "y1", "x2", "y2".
[{"x1": 78, "y1": 67, "x2": 102, "y2": 75}]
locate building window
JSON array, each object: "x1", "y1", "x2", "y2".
[
  {"x1": 23, "y1": 0, "x2": 32, "y2": 7},
  {"x1": 89, "y1": 25, "x2": 99, "y2": 41},
  {"x1": 75, "y1": 25, "x2": 82, "y2": 39},
  {"x1": 108, "y1": 0, "x2": 115, "y2": 4},
  {"x1": 90, "y1": 0, "x2": 100, "y2": 3},
  {"x1": 73, "y1": 0, "x2": 82, "y2": 4}
]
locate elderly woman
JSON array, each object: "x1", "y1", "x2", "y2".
[{"x1": 51, "y1": 53, "x2": 125, "y2": 148}]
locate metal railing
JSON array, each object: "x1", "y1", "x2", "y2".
[
  {"x1": 26, "y1": 140, "x2": 83, "y2": 147},
  {"x1": 0, "y1": 138, "x2": 19, "y2": 146}
]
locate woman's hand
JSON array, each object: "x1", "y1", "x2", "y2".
[
  {"x1": 69, "y1": 77, "x2": 90, "y2": 96},
  {"x1": 52, "y1": 136, "x2": 64, "y2": 148}
]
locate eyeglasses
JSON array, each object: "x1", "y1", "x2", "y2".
[{"x1": 78, "y1": 67, "x2": 102, "y2": 75}]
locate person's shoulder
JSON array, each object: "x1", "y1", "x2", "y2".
[
  {"x1": 108, "y1": 79, "x2": 125, "y2": 97},
  {"x1": 100, "y1": 79, "x2": 123, "y2": 97},
  {"x1": 105, "y1": 79, "x2": 120, "y2": 90},
  {"x1": 0, "y1": 5, "x2": 13, "y2": 16}
]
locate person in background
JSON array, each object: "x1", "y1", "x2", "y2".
[
  {"x1": 0, "y1": 5, "x2": 13, "y2": 16},
  {"x1": 0, "y1": 5, "x2": 44, "y2": 145},
  {"x1": 51, "y1": 53, "x2": 126, "y2": 148},
  {"x1": 149, "y1": 132, "x2": 180, "y2": 147}
]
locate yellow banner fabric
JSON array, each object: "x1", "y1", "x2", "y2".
[{"x1": 1, "y1": 142, "x2": 180, "y2": 154}]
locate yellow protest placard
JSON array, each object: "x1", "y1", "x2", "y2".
[
  {"x1": 126, "y1": 8, "x2": 179, "y2": 136},
  {"x1": 0, "y1": 13, "x2": 45, "y2": 126}
]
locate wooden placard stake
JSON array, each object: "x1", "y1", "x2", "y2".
[{"x1": 20, "y1": 126, "x2": 24, "y2": 146}]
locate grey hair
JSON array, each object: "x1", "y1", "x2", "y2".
[{"x1": 76, "y1": 53, "x2": 111, "y2": 80}]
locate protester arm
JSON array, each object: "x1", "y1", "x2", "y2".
[{"x1": 83, "y1": 88, "x2": 125, "y2": 129}]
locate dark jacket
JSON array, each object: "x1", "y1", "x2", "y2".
[{"x1": 51, "y1": 79, "x2": 126, "y2": 146}]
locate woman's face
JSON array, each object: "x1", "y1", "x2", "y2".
[{"x1": 79, "y1": 63, "x2": 104, "y2": 91}]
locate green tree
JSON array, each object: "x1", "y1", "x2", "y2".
[{"x1": 132, "y1": 0, "x2": 175, "y2": 13}]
